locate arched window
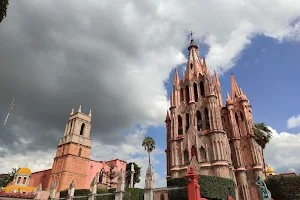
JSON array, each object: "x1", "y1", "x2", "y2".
[
  {"x1": 235, "y1": 113, "x2": 240, "y2": 134},
  {"x1": 78, "y1": 147, "x2": 82, "y2": 157},
  {"x1": 160, "y1": 193, "x2": 165, "y2": 200},
  {"x1": 69, "y1": 120, "x2": 73, "y2": 134},
  {"x1": 196, "y1": 110, "x2": 202, "y2": 131},
  {"x1": 191, "y1": 145, "x2": 198, "y2": 161},
  {"x1": 17, "y1": 177, "x2": 21, "y2": 184},
  {"x1": 178, "y1": 115, "x2": 183, "y2": 135},
  {"x1": 184, "y1": 149, "x2": 189, "y2": 163},
  {"x1": 204, "y1": 108, "x2": 210, "y2": 130},
  {"x1": 199, "y1": 147, "x2": 207, "y2": 162},
  {"x1": 190, "y1": 63, "x2": 193, "y2": 70},
  {"x1": 80, "y1": 123, "x2": 85, "y2": 136},
  {"x1": 99, "y1": 169, "x2": 104, "y2": 183},
  {"x1": 240, "y1": 112, "x2": 244, "y2": 121},
  {"x1": 62, "y1": 146, "x2": 65, "y2": 156},
  {"x1": 186, "y1": 113, "x2": 190, "y2": 132},
  {"x1": 185, "y1": 85, "x2": 190, "y2": 103},
  {"x1": 193, "y1": 83, "x2": 198, "y2": 102},
  {"x1": 180, "y1": 88, "x2": 184, "y2": 103},
  {"x1": 200, "y1": 81, "x2": 205, "y2": 97},
  {"x1": 22, "y1": 177, "x2": 27, "y2": 184},
  {"x1": 235, "y1": 113, "x2": 239, "y2": 123}
]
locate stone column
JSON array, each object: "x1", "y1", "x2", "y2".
[
  {"x1": 88, "y1": 176, "x2": 97, "y2": 200},
  {"x1": 67, "y1": 180, "x2": 75, "y2": 200},
  {"x1": 115, "y1": 169, "x2": 125, "y2": 200},
  {"x1": 49, "y1": 181, "x2": 57, "y2": 200},
  {"x1": 144, "y1": 164, "x2": 154, "y2": 200},
  {"x1": 130, "y1": 163, "x2": 135, "y2": 188}
]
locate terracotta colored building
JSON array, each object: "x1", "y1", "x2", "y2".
[
  {"x1": 165, "y1": 39, "x2": 265, "y2": 200},
  {"x1": 3, "y1": 107, "x2": 126, "y2": 198},
  {"x1": 47, "y1": 107, "x2": 127, "y2": 196}
]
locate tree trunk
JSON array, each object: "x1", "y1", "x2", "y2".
[
  {"x1": 148, "y1": 151, "x2": 151, "y2": 164},
  {"x1": 262, "y1": 147, "x2": 267, "y2": 178}
]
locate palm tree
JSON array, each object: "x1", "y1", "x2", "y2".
[
  {"x1": 142, "y1": 136, "x2": 156, "y2": 164},
  {"x1": 0, "y1": 0, "x2": 9, "y2": 23},
  {"x1": 253, "y1": 122, "x2": 272, "y2": 176}
]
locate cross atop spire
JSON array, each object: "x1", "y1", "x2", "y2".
[{"x1": 190, "y1": 31, "x2": 194, "y2": 41}]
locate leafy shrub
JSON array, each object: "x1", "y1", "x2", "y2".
[
  {"x1": 167, "y1": 175, "x2": 236, "y2": 200},
  {"x1": 59, "y1": 187, "x2": 143, "y2": 200},
  {"x1": 266, "y1": 175, "x2": 300, "y2": 200},
  {"x1": 125, "y1": 187, "x2": 144, "y2": 200}
]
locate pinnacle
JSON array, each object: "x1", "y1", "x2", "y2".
[
  {"x1": 231, "y1": 73, "x2": 241, "y2": 99},
  {"x1": 173, "y1": 68, "x2": 180, "y2": 85}
]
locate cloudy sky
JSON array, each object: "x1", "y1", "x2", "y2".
[{"x1": 1, "y1": 0, "x2": 300, "y2": 187}]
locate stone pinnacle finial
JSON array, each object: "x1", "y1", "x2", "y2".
[
  {"x1": 173, "y1": 68, "x2": 180, "y2": 85},
  {"x1": 70, "y1": 108, "x2": 74, "y2": 116},
  {"x1": 88, "y1": 110, "x2": 92, "y2": 117},
  {"x1": 78, "y1": 105, "x2": 82, "y2": 113}
]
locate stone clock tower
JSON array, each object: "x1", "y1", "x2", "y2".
[{"x1": 48, "y1": 105, "x2": 92, "y2": 194}]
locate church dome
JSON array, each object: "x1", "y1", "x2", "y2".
[
  {"x1": 17, "y1": 168, "x2": 31, "y2": 175},
  {"x1": 267, "y1": 167, "x2": 275, "y2": 174}
]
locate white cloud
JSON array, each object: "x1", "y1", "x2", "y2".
[
  {"x1": 287, "y1": 115, "x2": 300, "y2": 129},
  {"x1": 264, "y1": 126, "x2": 300, "y2": 175}
]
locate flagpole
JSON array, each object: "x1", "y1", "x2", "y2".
[{"x1": 0, "y1": 97, "x2": 15, "y2": 137}]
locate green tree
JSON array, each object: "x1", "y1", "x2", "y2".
[
  {"x1": 103, "y1": 163, "x2": 120, "y2": 189},
  {"x1": 0, "y1": 0, "x2": 9, "y2": 23},
  {"x1": 0, "y1": 167, "x2": 19, "y2": 187},
  {"x1": 142, "y1": 136, "x2": 155, "y2": 164},
  {"x1": 125, "y1": 162, "x2": 141, "y2": 188},
  {"x1": 253, "y1": 122, "x2": 272, "y2": 176}
]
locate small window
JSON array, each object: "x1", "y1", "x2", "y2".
[
  {"x1": 193, "y1": 83, "x2": 198, "y2": 102},
  {"x1": 17, "y1": 177, "x2": 21, "y2": 184},
  {"x1": 200, "y1": 147, "x2": 207, "y2": 162},
  {"x1": 185, "y1": 85, "x2": 190, "y2": 103},
  {"x1": 178, "y1": 115, "x2": 183, "y2": 135},
  {"x1": 200, "y1": 81, "x2": 205, "y2": 97},
  {"x1": 80, "y1": 123, "x2": 85, "y2": 135},
  {"x1": 186, "y1": 113, "x2": 190, "y2": 132},
  {"x1": 190, "y1": 63, "x2": 193, "y2": 70},
  {"x1": 184, "y1": 149, "x2": 189, "y2": 163},
  {"x1": 23, "y1": 177, "x2": 27, "y2": 184},
  {"x1": 78, "y1": 147, "x2": 82, "y2": 157},
  {"x1": 240, "y1": 112, "x2": 244, "y2": 121}
]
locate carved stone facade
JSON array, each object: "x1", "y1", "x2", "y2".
[{"x1": 165, "y1": 39, "x2": 265, "y2": 200}]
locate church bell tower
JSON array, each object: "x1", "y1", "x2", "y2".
[{"x1": 48, "y1": 105, "x2": 92, "y2": 194}]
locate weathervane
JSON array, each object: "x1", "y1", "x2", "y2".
[{"x1": 190, "y1": 31, "x2": 194, "y2": 40}]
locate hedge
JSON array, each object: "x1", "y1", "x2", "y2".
[
  {"x1": 167, "y1": 175, "x2": 236, "y2": 200},
  {"x1": 59, "y1": 187, "x2": 143, "y2": 200},
  {"x1": 266, "y1": 175, "x2": 300, "y2": 200},
  {"x1": 125, "y1": 187, "x2": 144, "y2": 200}
]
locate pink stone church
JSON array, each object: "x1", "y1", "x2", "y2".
[
  {"x1": 165, "y1": 39, "x2": 265, "y2": 200},
  {"x1": 23, "y1": 107, "x2": 126, "y2": 196}
]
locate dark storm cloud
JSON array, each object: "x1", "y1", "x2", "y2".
[{"x1": 0, "y1": 0, "x2": 159, "y2": 155}]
